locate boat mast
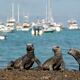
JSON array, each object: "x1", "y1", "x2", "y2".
[
  {"x1": 17, "y1": 4, "x2": 20, "y2": 23},
  {"x1": 12, "y1": 3, "x2": 14, "y2": 19},
  {"x1": 47, "y1": 0, "x2": 54, "y2": 22},
  {"x1": 46, "y1": 0, "x2": 48, "y2": 21}
]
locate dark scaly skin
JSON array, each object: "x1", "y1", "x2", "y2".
[
  {"x1": 42, "y1": 46, "x2": 65, "y2": 71},
  {"x1": 68, "y1": 48, "x2": 80, "y2": 71},
  {"x1": 7, "y1": 43, "x2": 41, "y2": 70},
  {"x1": 22, "y1": 50, "x2": 41, "y2": 70}
]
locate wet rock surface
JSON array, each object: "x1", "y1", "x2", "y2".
[{"x1": 0, "y1": 69, "x2": 80, "y2": 80}]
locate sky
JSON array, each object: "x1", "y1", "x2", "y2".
[{"x1": 0, "y1": 0, "x2": 80, "y2": 24}]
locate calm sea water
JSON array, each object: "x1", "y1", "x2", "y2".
[{"x1": 0, "y1": 29, "x2": 80, "y2": 70}]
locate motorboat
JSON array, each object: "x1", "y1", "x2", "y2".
[
  {"x1": 0, "y1": 23, "x2": 8, "y2": 32},
  {"x1": 6, "y1": 18, "x2": 16, "y2": 32},
  {"x1": 31, "y1": 22, "x2": 44, "y2": 36},
  {"x1": 21, "y1": 22, "x2": 31, "y2": 31},
  {"x1": 0, "y1": 35, "x2": 6, "y2": 40},
  {"x1": 68, "y1": 19, "x2": 79, "y2": 30}
]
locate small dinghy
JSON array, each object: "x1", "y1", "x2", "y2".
[{"x1": 0, "y1": 35, "x2": 6, "y2": 40}]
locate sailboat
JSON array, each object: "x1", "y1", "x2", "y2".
[
  {"x1": 43, "y1": 0, "x2": 63, "y2": 32},
  {"x1": 16, "y1": 4, "x2": 22, "y2": 31},
  {"x1": 6, "y1": 3, "x2": 16, "y2": 32}
]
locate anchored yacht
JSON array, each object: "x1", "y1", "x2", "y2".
[
  {"x1": 6, "y1": 18, "x2": 16, "y2": 32},
  {"x1": 31, "y1": 22, "x2": 44, "y2": 36},
  {"x1": 0, "y1": 22, "x2": 8, "y2": 32},
  {"x1": 19, "y1": 15, "x2": 30, "y2": 31},
  {"x1": 6, "y1": 3, "x2": 16, "y2": 32},
  {"x1": 68, "y1": 19, "x2": 79, "y2": 30},
  {"x1": 42, "y1": 0, "x2": 63, "y2": 33},
  {"x1": 22, "y1": 22, "x2": 30, "y2": 31}
]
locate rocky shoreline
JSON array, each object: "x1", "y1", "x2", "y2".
[
  {"x1": 0, "y1": 44, "x2": 80, "y2": 80},
  {"x1": 0, "y1": 69, "x2": 80, "y2": 80}
]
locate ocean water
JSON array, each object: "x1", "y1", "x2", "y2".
[{"x1": 0, "y1": 29, "x2": 80, "y2": 70}]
